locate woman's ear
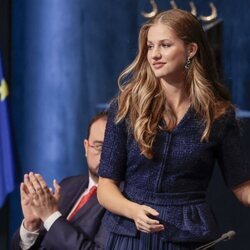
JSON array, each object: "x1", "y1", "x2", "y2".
[{"x1": 188, "y1": 42, "x2": 198, "y2": 59}]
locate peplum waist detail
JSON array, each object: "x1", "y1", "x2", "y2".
[
  {"x1": 124, "y1": 185, "x2": 206, "y2": 206},
  {"x1": 103, "y1": 186, "x2": 220, "y2": 242}
]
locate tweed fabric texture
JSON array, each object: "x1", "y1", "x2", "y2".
[{"x1": 99, "y1": 100, "x2": 250, "y2": 245}]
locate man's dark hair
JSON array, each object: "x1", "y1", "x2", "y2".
[{"x1": 86, "y1": 111, "x2": 108, "y2": 139}]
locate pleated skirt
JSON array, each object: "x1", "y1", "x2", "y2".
[{"x1": 105, "y1": 232, "x2": 214, "y2": 250}]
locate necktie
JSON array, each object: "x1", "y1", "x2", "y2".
[{"x1": 68, "y1": 185, "x2": 97, "y2": 221}]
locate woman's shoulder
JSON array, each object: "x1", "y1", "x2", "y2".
[
  {"x1": 105, "y1": 97, "x2": 129, "y2": 133},
  {"x1": 216, "y1": 106, "x2": 237, "y2": 126},
  {"x1": 211, "y1": 106, "x2": 239, "y2": 139},
  {"x1": 106, "y1": 98, "x2": 119, "y2": 115}
]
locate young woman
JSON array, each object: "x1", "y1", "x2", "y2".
[{"x1": 97, "y1": 9, "x2": 250, "y2": 249}]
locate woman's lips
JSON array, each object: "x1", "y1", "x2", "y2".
[{"x1": 152, "y1": 62, "x2": 166, "y2": 69}]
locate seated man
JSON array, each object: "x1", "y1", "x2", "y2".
[{"x1": 11, "y1": 112, "x2": 108, "y2": 250}]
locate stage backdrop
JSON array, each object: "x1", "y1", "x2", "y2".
[{"x1": 9, "y1": 0, "x2": 250, "y2": 249}]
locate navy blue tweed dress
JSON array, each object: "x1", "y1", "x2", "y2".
[{"x1": 98, "y1": 100, "x2": 250, "y2": 250}]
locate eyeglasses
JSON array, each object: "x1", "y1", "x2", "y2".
[{"x1": 88, "y1": 142, "x2": 103, "y2": 154}]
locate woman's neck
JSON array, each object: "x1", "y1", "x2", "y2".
[{"x1": 160, "y1": 79, "x2": 190, "y2": 111}]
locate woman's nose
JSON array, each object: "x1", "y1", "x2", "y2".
[{"x1": 152, "y1": 48, "x2": 161, "y2": 59}]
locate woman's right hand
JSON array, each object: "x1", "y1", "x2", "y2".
[
  {"x1": 131, "y1": 204, "x2": 165, "y2": 233},
  {"x1": 98, "y1": 177, "x2": 165, "y2": 233}
]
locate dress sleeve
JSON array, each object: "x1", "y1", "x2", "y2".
[
  {"x1": 98, "y1": 100, "x2": 127, "y2": 181},
  {"x1": 216, "y1": 109, "x2": 250, "y2": 189}
]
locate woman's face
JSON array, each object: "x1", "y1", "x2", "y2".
[{"x1": 147, "y1": 23, "x2": 188, "y2": 81}]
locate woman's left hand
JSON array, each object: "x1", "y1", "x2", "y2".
[{"x1": 233, "y1": 180, "x2": 250, "y2": 207}]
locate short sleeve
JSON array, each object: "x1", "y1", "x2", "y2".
[
  {"x1": 98, "y1": 100, "x2": 127, "y2": 181},
  {"x1": 216, "y1": 110, "x2": 250, "y2": 188}
]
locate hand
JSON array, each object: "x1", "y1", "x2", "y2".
[
  {"x1": 25, "y1": 172, "x2": 61, "y2": 222},
  {"x1": 21, "y1": 174, "x2": 41, "y2": 231},
  {"x1": 131, "y1": 204, "x2": 165, "y2": 233}
]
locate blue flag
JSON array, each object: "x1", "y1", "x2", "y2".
[{"x1": 0, "y1": 54, "x2": 15, "y2": 207}]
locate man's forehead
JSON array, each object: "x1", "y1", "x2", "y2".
[{"x1": 89, "y1": 118, "x2": 106, "y2": 139}]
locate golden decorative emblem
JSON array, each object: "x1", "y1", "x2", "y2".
[{"x1": 142, "y1": 0, "x2": 218, "y2": 23}]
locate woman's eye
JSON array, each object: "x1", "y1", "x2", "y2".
[
  {"x1": 162, "y1": 44, "x2": 171, "y2": 48},
  {"x1": 147, "y1": 44, "x2": 153, "y2": 50}
]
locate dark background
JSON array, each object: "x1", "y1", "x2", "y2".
[{"x1": 0, "y1": 0, "x2": 250, "y2": 249}]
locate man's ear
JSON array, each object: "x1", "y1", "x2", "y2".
[
  {"x1": 83, "y1": 139, "x2": 88, "y2": 157},
  {"x1": 188, "y1": 42, "x2": 198, "y2": 59}
]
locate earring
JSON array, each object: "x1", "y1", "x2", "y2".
[{"x1": 185, "y1": 57, "x2": 191, "y2": 69}]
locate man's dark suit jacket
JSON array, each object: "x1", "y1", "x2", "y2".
[{"x1": 11, "y1": 175, "x2": 108, "y2": 250}]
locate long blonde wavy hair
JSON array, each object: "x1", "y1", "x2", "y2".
[{"x1": 115, "y1": 9, "x2": 232, "y2": 159}]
